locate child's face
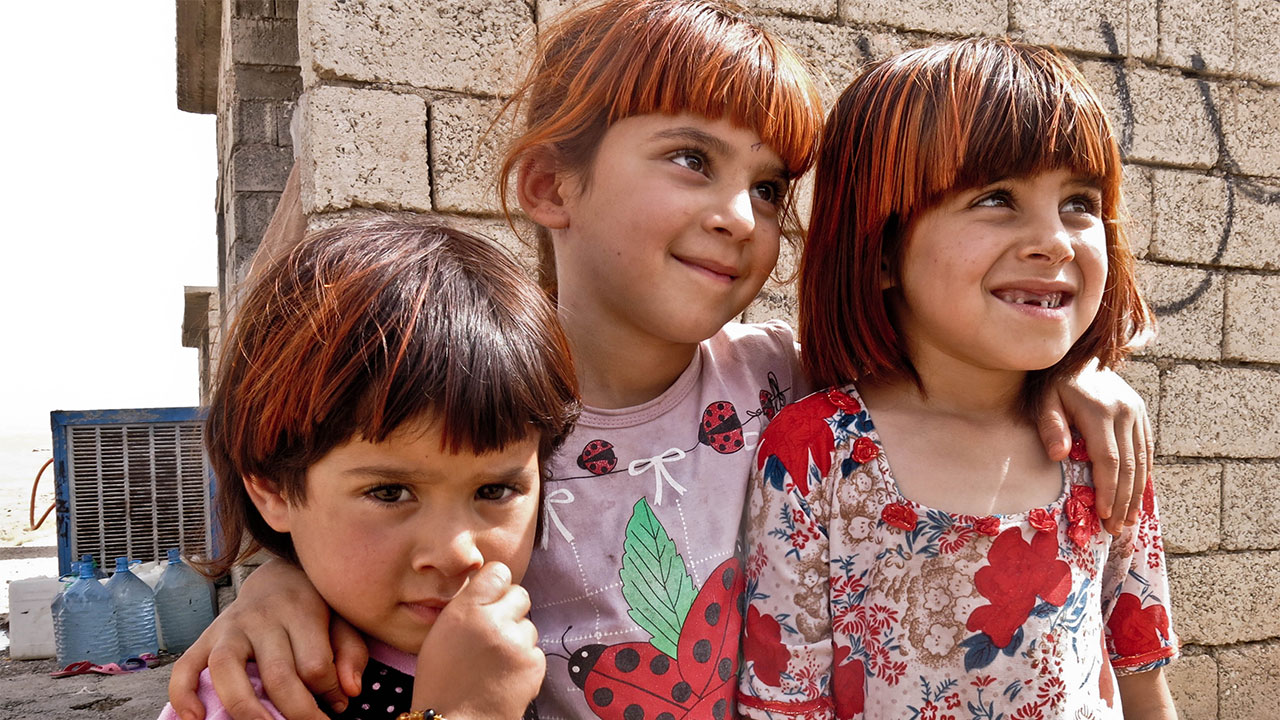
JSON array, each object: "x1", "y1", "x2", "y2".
[
  {"x1": 890, "y1": 168, "x2": 1107, "y2": 377},
  {"x1": 552, "y1": 112, "x2": 787, "y2": 348},
  {"x1": 253, "y1": 417, "x2": 541, "y2": 654}
]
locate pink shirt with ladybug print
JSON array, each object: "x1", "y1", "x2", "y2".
[
  {"x1": 737, "y1": 386, "x2": 1178, "y2": 720},
  {"x1": 523, "y1": 321, "x2": 808, "y2": 720}
]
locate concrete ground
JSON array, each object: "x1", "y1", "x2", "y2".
[{"x1": 0, "y1": 650, "x2": 176, "y2": 719}]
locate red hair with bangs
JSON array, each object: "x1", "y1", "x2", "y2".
[
  {"x1": 801, "y1": 38, "x2": 1152, "y2": 414},
  {"x1": 498, "y1": 0, "x2": 824, "y2": 292}
]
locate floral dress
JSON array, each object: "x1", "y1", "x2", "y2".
[{"x1": 737, "y1": 386, "x2": 1178, "y2": 720}]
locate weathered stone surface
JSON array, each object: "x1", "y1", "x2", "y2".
[
  {"x1": 1149, "y1": 169, "x2": 1228, "y2": 265},
  {"x1": 229, "y1": 17, "x2": 299, "y2": 67},
  {"x1": 1081, "y1": 62, "x2": 1218, "y2": 169},
  {"x1": 743, "y1": 238, "x2": 800, "y2": 327},
  {"x1": 1223, "y1": 85, "x2": 1280, "y2": 180},
  {"x1": 839, "y1": 0, "x2": 1005, "y2": 37},
  {"x1": 1159, "y1": 365, "x2": 1280, "y2": 458},
  {"x1": 229, "y1": 144, "x2": 294, "y2": 192},
  {"x1": 1137, "y1": 262, "x2": 1222, "y2": 361},
  {"x1": 1236, "y1": 0, "x2": 1280, "y2": 85},
  {"x1": 227, "y1": 64, "x2": 303, "y2": 101},
  {"x1": 1165, "y1": 651, "x2": 1218, "y2": 720},
  {"x1": 744, "y1": 0, "x2": 837, "y2": 18},
  {"x1": 300, "y1": 0, "x2": 534, "y2": 95},
  {"x1": 1222, "y1": 463, "x2": 1280, "y2": 550},
  {"x1": 1122, "y1": 164, "x2": 1153, "y2": 259},
  {"x1": 233, "y1": 100, "x2": 278, "y2": 146},
  {"x1": 762, "y1": 16, "x2": 908, "y2": 104},
  {"x1": 230, "y1": 192, "x2": 283, "y2": 255},
  {"x1": 1155, "y1": 463, "x2": 1220, "y2": 554},
  {"x1": 1228, "y1": 177, "x2": 1280, "y2": 270},
  {"x1": 1218, "y1": 640, "x2": 1280, "y2": 717},
  {"x1": 1157, "y1": 0, "x2": 1234, "y2": 73},
  {"x1": 1010, "y1": 0, "x2": 1151, "y2": 59},
  {"x1": 1167, "y1": 552, "x2": 1280, "y2": 644},
  {"x1": 301, "y1": 86, "x2": 431, "y2": 213},
  {"x1": 1117, "y1": 359, "x2": 1160, "y2": 429},
  {"x1": 1224, "y1": 275, "x2": 1280, "y2": 363},
  {"x1": 429, "y1": 97, "x2": 505, "y2": 214}
]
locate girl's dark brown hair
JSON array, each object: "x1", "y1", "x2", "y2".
[
  {"x1": 204, "y1": 216, "x2": 580, "y2": 573},
  {"x1": 497, "y1": 0, "x2": 824, "y2": 293},
  {"x1": 801, "y1": 38, "x2": 1153, "y2": 415}
]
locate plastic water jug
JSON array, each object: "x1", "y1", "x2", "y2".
[
  {"x1": 79, "y1": 554, "x2": 107, "y2": 579},
  {"x1": 106, "y1": 557, "x2": 159, "y2": 657},
  {"x1": 154, "y1": 549, "x2": 215, "y2": 653},
  {"x1": 8, "y1": 576, "x2": 63, "y2": 659},
  {"x1": 52, "y1": 561, "x2": 121, "y2": 666}
]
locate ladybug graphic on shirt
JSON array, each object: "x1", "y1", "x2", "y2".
[
  {"x1": 564, "y1": 499, "x2": 745, "y2": 720},
  {"x1": 697, "y1": 401, "x2": 744, "y2": 455},
  {"x1": 757, "y1": 371, "x2": 788, "y2": 420},
  {"x1": 577, "y1": 439, "x2": 619, "y2": 475}
]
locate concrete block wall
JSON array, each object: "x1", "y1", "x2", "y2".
[{"x1": 201, "y1": 1, "x2": 1279, "y2": 716}]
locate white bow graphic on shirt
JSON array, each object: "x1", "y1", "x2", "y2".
[
  {"x1": 540, "y1": 487, "x2": 575, "y2": 549},
  {"x1": 628, "y1": 447, "x2": 688, "y2": 505}
]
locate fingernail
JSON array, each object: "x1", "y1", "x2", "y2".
[
  {"x1": 332, "y1": 700, "x2": 348, "y2": 713},
  {"x1": 180, "y1": 711, "x2": 196, "y2": 720}
]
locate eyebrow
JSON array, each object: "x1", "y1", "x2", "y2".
[{"x1": 343, "y1": 463, "x2": 537, "y2": 485}]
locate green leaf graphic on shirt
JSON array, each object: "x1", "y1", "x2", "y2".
[{"x1": 620, "y1": 497, "x2": 696, "y2": 659}]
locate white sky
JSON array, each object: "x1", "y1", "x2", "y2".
[{"x1": 0, "y1": 4, "x2": 216, "y2": 473}]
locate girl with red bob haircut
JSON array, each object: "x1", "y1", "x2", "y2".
[{"x1": 741, "y1": 39, "x2": 1177, "y2": 719}]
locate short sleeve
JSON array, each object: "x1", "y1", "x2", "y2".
[
  {"x1": 1100, "y1": 479, "x2": 1180, "y2": 674},
  {"x1": 738, "y1": 394, "x2": 839, "y2": 720}
]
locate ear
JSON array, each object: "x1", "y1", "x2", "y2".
[
  {"x1": 244, "y1": 476, "x2": 292, "y2": 533},
  {"x1": 516, "y1": 150, "x2": 572, "y2": 230},
  {"x1": 879, "y1": 258, "x2": 896, "y2": 290}
]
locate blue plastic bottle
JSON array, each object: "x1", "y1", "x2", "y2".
[
  {"x1": 80, "y1": 554, "x2": 107, "y2": 579},
  {"x1": 154, "y1": 549, "x2": 215, "y2": 653},
  {"x1": 51, "y1": 562, "x2": 75, "y2": 665},
  {"x1": 106, "y1": 557, "x2": 159, "y2": 658},
  {"x1": 53, "y1": 561, "x2": 121, "y2": 666}
]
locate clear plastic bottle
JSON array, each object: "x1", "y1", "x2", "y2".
[
  {"x1": 52, "y1": 561, "x2": 121, "y2": 666},
  {"x1": 106, "y1": 557, "x2": 159, "y2": 658},
  {"x1": 153, "y1": 549, "x2": 215, "y2": 653}
]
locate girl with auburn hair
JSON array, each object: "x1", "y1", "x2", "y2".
[
  {"x1": 159, "y1": 216, "x2": 579, "y2": 720},
  {"x1": 171, "y1": 5, "x2": 1157, "y2": 720},
  {"x1": 740, "y1": 39, "x2": 1176, "y2": 718}
]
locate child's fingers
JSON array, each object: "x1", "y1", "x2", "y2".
[
  {"x1": 458, "y1": 561, "x2": 515, "y2": 605},
  {"x1": 1126, "y1": 414, "x2": 1154, "y2": 526},
  {"x1": 231, "y1": 627, "x2": 329, "y2": 720},
  {"x1": 168, "y1": 633, "x2": 213, "y2": 720},
  {"x1": 330, "y1": 614, "x2": 369, "y2": 699},
  {"x1": 1034, "y1": 390, "x2": 1072, "y2": 462},
  {"x1": 1104, "y1": 415, "x2": 1136, "y2": 535}
]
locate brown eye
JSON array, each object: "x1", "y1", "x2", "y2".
[
  {"x1": 367, "y1": 485, "x2": 411, "y2": 503},
  {"x1": 476, "y1": 484, "x2": 516, "y2": 501},
  {"x1": 671, "y1": 151, "x2": 707, "y2": 174}
]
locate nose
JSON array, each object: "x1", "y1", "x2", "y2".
[
  {"x1": 705, "y1": 187, "x2": 756, "y2": 241},
  {"x1": 1020, "y1": 209, "x2": 1076, "y2": 265},
  {"x1": 414, "y1": 516, "x2": 485, "y2": 581}
]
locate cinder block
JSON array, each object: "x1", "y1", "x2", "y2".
[
  {"x1": 1219, "y1": 640, "x2": 1280, "y2": 717},
  {"x1": 233, "y1": 100, "x2": 278, "y2": 146},
  {"x1": 233, "y1": 0, "x2": 275, "y2": 18},
  {"x1": 743, "y1": 239, "x2": 800, "y2": 327},
  {"x1": 1137, "y1": 262, "x2": 1222, "y2": 361},
  {"x1": 838, "y1": 0, "x2": 1005, "y2": 38},
  {"x1": 1122, "y1": 164, "x2": 1153, "y2": 259},
  {"x1": 1223, "y1": 85, "x2": 1280, "y2": 180},
  {"x1": 1159, "y1": 365, "x2": 1280, "y2": 458},
  {"x1": 274, "y1": 100, "x2": 297, "y2": 149},
  {"x1": 1010, "y1": 0, "x2": 1150, "y2": 59},
  {"x1": 275, "y1": 0, "x2": 299, "y2": 20},
  {"x1": 1167, "y1": 551, "x2": 1280, "y2": 644},
  {"x1": 1222, "y1": 463, "x2": 1280, "y2": 550},
  {"x1": 1165, "y1": 651, "x2": 1218, "y2": 720},
  {"x1": 1081, "y1": 62, "x2": 1217, "y2": 169},
  {"x1": 300, "y1": 86, "x2": 431, "y2": 213},
  {"x1": 747, "y1": 0, "x2": 837, "y2": 19},
  {"x1": 1224, "y1": 275, "x2": 1280, "y2": 363},
  {"x1": 229, "y1": 17, "x2": 299, "y2": 67},
  {"x1": 1154, "y1": 463, "x2": 1220, "y2": 554},
  {"x1": 1157, "y1": 0, "x2": 1234, "y2": 73},
  {"x1": 429, "y1": 97, "x2": 506, "y2": 215},
  {"x1": 761, "y1": 17, "x2": 907, "y2": 105},
  {"x1": 1236, "y1": 0, "x2": 1280, "y2": 85},
  {"x1": 1227, "y1": 177, "x2": 1280, "y2": 270},
  {"x1": 230, "y1": 192, "x2": 283, "y2": 252},
  {"x1": 229, "y1": 144, "x2": 294, "y2": 193},
  {"x1": 227, "y1": 64, "x2": 303, "y2": 101},
  {"x1": 1117, "y1": 359, "x2": 1160, "y2": 428},
  {"x1": 300, "y1": 0, "x2": 534, "y2": 96},
  {"x1": 443, "y1": 215, "x2": 540, "y2": 277},
  {"x1": 1149, "y1": 169, "x2": 1228, "y2": 265}
]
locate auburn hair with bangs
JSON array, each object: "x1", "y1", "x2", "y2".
[
  {"x1": 801, "y1": 38, "x2": 1153, "y2": 415},
  {"x1": 204, "y1": 216, "x2": 580, "y2": 573},
  {"x1": 498, "y1": 0, "x2": 824, "y2": 292}
]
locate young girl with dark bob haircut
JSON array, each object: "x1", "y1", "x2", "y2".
[
  {"x1": 741, "y1": 39, "x2": 1176, "y2": 718},
  {"x1": 158, "y1": 216, "x2": 579, "y2": 720}
]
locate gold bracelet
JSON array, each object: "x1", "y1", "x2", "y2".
[{"x1": 396, "y1": 711, "x2": 445, "y2": 720}]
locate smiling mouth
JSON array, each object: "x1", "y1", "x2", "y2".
[
  {"x1": 674, "y1": 255, "x2": 738, "y2": 282},
  {"x1": 994, "y1": 289, "x2": 1068, "y2": 309}
]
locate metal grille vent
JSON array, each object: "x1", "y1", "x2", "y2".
[{"x1": 66, "y1": 421, "x2": 208, "y2": 569}]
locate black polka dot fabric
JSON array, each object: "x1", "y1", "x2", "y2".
[{"x1": 324, "y1": 659, "x2": 413, "y2": 720}]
